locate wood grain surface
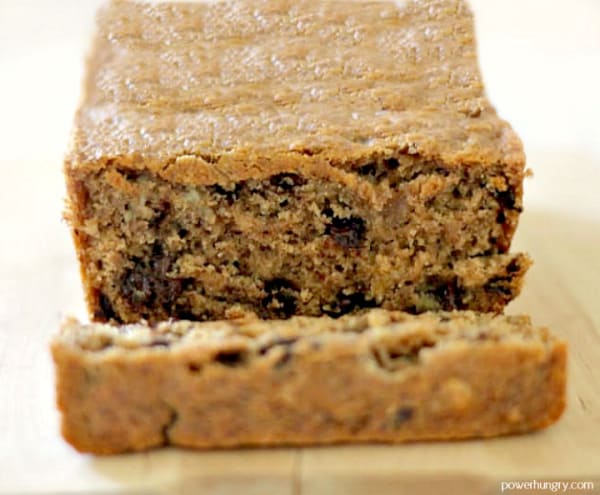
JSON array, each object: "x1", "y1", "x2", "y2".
[{"x1": 0, "y1": 1, "x2": 599, "y2": 493}]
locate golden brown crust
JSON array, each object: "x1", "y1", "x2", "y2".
[
  {"x1": 52, "y1": 311, "x2": 566, "y2": 454},
  {"x1": 65, "y1": 0, "x2": 525, "y2": 187}
]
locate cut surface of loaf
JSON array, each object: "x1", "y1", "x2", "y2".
[
  {"x1": 52, "y1": 310, "x2": 566, "y2": 454},
  {"x1": 65, "y1": 0, "x2": 529, "y2": 323}
]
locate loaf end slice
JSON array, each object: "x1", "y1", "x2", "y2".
[{"x1": 52, "y1": 310, "x2": 566, "y2": 454}]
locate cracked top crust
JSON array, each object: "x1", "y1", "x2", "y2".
[{"x1": 66, "y1": 0, "x2": 525, "y2": 185}]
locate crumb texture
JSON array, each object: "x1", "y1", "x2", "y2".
[{"x1": 76, "y1": 163, "x2": 529, "y2": 323}]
